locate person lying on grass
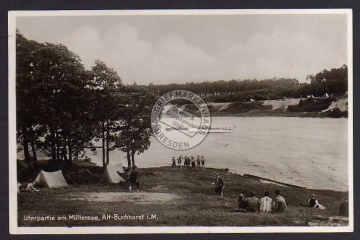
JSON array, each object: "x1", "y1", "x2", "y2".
[{"x1": 26, "y1": 179, "x2": 40, "y2": 193}]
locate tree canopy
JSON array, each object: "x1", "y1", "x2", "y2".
[{"x1": 16, "y1": 31, "x2": 154, "y2": 168}]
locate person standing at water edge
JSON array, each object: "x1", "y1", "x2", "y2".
[
  {"x1": 171, "y1": 157, "x2": 176, "y2": 169},
  {"x1": 260, "y1": 191, "x2": 272, "y2": 213},
  {"x1": 196, "y1": 156, "x2": 201, "y2": 168},
  {"x1": 191, "y1": 156, "x2": 196, "y2": 170},
  {"x1": 201, "y1": 156, "x2": 206, "y2": 170},
  {"x1": 273, "y1": 190, "x2": 287, "y2": 213},
  {"x1": 246, "y1": 191, "x2": 260, "y2": 212},
  {"x1": 178, "y1": 155, "x2": 182, "y2": 170},
  {"x1": 129, "y1": 166, "x2": 139, "y2": 192},
  {"x1": 214, "y1": 173, "x2": 224, "y2": 197}
]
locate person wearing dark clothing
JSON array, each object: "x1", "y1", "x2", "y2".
[
  {"x1": 214, "y1": 173, "x2": 224, "y2": 197},
  {"x1": 201, "y1": 156, "x2": 206, "y2": 170},
  {"x1": 129, "y1": 166, "x2": 139, "y2": 192},
  {"x1": 308, "y1": 194, "x2": 318, "y2": 208},
  {"x1": 246, "y1": 191, "x2": 260, "y2": 212},
  {"x1": 171, "y1": 157, "x2": 176, "y2": 169},
  {"x1": 237, "y1": 193, "x2": 248, "y2": 212},
  {"x1": 196, "y1": 156, "x2": 201, "y2": 167},
  {"x1": 339, "y1": 198, "x2": 349, "y2": 216}
]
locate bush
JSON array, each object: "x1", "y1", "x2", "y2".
[
  {"x1": 288, "y1": 98, "x2": 334, "y2": 112},
  {"x1": 328, "y1": 108, "x2": 347, "y2": 118}
]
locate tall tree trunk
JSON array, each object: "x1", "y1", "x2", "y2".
[
  {"x1": 62, "y1": 136, "x2": 68, "y2": 162},
  {"x1": 30, "y1": 140, "x2": 38, "y2": 167},
  {"x1": 22, "y1": 127, "x2": 31, "y2": 165},
  {"x1": 131, "y1": 150, "x2": 135, "y2": 169},
  {"x1": 106, "y1": 119, "x2": 110, "y2": 165},
  {"x1": 126, "y1": 148, "x2": 131, "y2": 168},
  {"x1": 68, "y1": 143, "x2": 72, "y2": 164},
  {"x1": 56, "y1": 130, "x2": 60, "y2": 161},
  {"x1": 101, "y1": 121, "x2": 106, "y2": 167},
  {"x1": 50, "y1": 127, "x2": 56, "y2": 161}
]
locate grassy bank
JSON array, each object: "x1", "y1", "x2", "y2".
[{"x1": 18, "y1": 166, "x2": 348, "y2": 227}]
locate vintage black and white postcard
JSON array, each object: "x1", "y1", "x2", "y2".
[{"x1": 8, "y1": 9, "x2": 353, "y2": 234}]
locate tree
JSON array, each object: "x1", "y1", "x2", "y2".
[
  {"x1": 16, "y1": 30, "x2": 47, "y2": 166},
  {"x1": 115, "y1": 86, "x2": 155, "y2": 169},
  {"x1": 91, "y1": 60, "x2": 123, "y2": 166},
  {"x1": 16, "y1": 30, "x2": 96, "y2": 164}
]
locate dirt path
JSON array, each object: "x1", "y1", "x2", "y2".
[{"x1": 69, "y1": 192, "x2": 179, "y2": 204}]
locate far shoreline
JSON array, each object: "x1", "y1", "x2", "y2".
[{"x1": 209, "y1": 112, "x2": 348, "y2": 118}]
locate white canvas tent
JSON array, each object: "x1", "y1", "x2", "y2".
[
  {"x1": 33, "y1": 170, "x2": 68, "y2": 188},
  {"x1": 100, "y1": 163, "x2": 126, "y2": 183}
]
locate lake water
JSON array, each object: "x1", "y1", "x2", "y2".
[{"x1": 85, "y1": 117, "x2": 349, "y2": 191}]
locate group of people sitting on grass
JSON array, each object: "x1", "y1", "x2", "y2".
[
  {"x1": 236, "y1": 190, "x2": 287, "y2": 213},
  {"x1": 171, "y1": 155, "x2": 206, "y2": 170},
  {"x1": 213, "y1": 173, "x2": 348, "y2": 215}
]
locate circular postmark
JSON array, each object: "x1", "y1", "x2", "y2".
[{"x1": 151, "y1": 90, "x2": 211, "y2": 150}]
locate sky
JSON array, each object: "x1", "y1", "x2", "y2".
[{"x1": 16, "y1": 12, "x2": 348, "y2": 85}]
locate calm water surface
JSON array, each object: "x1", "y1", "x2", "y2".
[{"x1": 85, "y1": 117, "x2": 348, "y2": 191}]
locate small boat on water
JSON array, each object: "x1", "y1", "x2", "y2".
[
  {"x1": 207, "y1": 128, "x2": 232, "y2": 133},
  {"x1": 166, "y1": 127, "x2": 188, "y2": 131},
  {"x1": 166, "y1": 127, "x2": 231, "y2": 133}
]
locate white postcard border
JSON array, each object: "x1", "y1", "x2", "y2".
[{"x1": 8, "y1": 9, "x2": 354, "y2": 234}]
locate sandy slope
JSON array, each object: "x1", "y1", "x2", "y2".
[
  {"x1": 263, "y1": 98, "x2": 301, "y2": 110},
  {"x1": 322, "y1": 98, "x2": 348, "y2": 112}
]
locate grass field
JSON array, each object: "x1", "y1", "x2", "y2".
[{"x1": 18, "y1": 167, "x2": 348, "y2": 227}]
